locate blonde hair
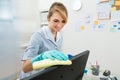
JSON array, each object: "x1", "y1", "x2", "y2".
[{"x1": 47, "y1": 2, "x2": 68, "y2": 23}]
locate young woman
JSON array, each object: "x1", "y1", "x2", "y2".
[{"x1": 19, "y1": 2, "x2": 68, "y2": 79}]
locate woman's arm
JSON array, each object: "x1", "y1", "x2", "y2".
[
  {"x1": 22, "y1": 59, "x2": 33, "y2": 73},
  {"x1": 22, "y1": 32, "x2": 41, "y2": 73}
]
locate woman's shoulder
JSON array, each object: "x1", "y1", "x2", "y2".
[{"x1": 31, "y1": 26, "x2": 47, "y2": 38}]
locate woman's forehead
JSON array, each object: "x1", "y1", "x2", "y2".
[{"x1": 50, "y1": 11, "x2": 64, "y2": 20}]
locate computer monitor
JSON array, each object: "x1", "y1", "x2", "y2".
[{"x1": 21, "y1": 50, "x2": 90, "y2": 80}]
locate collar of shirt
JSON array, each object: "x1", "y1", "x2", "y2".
[{"x1": 42, "y1": 26, "x2": 61, "y2": 44}]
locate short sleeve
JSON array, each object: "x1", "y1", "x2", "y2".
[{"x1": 22, "y1": 32, "x2": 42, "y2": 61}]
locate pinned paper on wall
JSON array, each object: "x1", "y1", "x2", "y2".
[
  {"x1": 84, "y1": 14, "x2": 91, "y2": 24},
  {"x1": 93, "y1": 20, "x2": 107, "y2": 31},
  {"x1": 111, "y1": 0, "x2": 120, "y2": 10},
  {"x1": 110, "y1": 27, "x2": 116, "y2": 32},
  {"x1": 118, "y1": 27, "x2": 120, "y2": 31},
  {"x1": 96, "y1": 3, "x2": 111, "y2": 20},
  {"x1": 75, "y1": 20, "x2": 87, "y2": 32},
  {"x1": 109, "y1": 0, "x2": 114, "y2": 5},
  {"x1": 111, "y1": 10, "x2": 120, "y2": 21},
  {"x1": 115, "y1": 1, "x2": 120, "y2": 6},
  {"x1": 99, "y1": 0, "x2": 109, "y2": 3},
  {"x1": 94, "y1": 20, "x2": 99, "y2": 25},
  {"x1": 111, "y1": 7, "x2": 116, "y2": 11},
  {"x1": 116, "y1": 21, "x2": 120, "y2": 31},
  {"x1": 75, "y1": 24, "x2": 87, "y2": 32},
  {"x1": 93, "y1": 24, "x2": 105, "y2": 31},
  {"x1": 80, "y1": 25, "x2": 85, "y2": 30},
  {"x1": 98, "y1": 12, "x2": 110, "y2": 20},
  {"x1": 109, "y1": 21, "x2": 120, "y2": 32},
  {"x1": 96, "y1": 3, "x2": 111, "y2": 13},
  {"x1": 74, "y1": 12, "x2": 92, "y2": 32}
]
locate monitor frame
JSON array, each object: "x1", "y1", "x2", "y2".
[{"x1": 21, "y1": 50, "x2": 90, "y2": 80}]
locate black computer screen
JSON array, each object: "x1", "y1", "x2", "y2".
[{"x1": 21, "y1": 50, "x2": 90, "y2": 80}]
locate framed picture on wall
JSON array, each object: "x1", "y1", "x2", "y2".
[
  {"x1": 98, "y1": 12, "x2": 110, "y2": 20},
  {"x1": 96, "y1": 2, "x2": 111, "y2": 20},
  {"x1": 40, "y1": 10, "x2": 48, "y2": 27}
]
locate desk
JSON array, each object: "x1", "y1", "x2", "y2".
[
  {"x1": 82, "y1": 73, "x2": 120, "y2": 80},
  {"x1": 82, "y1": 73, "x2": 102, "y2": 80}
]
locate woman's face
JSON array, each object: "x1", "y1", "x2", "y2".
[{"x1": 48, "y1": 11, "x2": 66, "y2": 33}]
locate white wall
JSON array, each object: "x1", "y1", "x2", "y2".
[
  {"x1": 38, "y1": 0, "x2": 120, "y2": 75},
  {"x1": 0, "y1": 0, "x2": 40, "y2": 79},
  {"x1": 62, "y1": 0, "x2": 120, "y2": 75}
]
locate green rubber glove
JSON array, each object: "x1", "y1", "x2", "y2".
[
  {"x1": 42, "y1": 50, "x2": 68, "y2": 61},
  {"x1": 31, "y1": 50, "x2": 68, "y2": 64}
]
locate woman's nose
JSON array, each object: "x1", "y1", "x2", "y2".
[{"x1": 57, "y1": 22, "x2": 64, "y2": 27}]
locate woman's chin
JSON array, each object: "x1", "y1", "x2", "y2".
[
  {"x1": 57, "y1": 30, "x2": 61, "y2": 32},
  {"x1": 55, "y1": 29, "x2": 61, "y2": 32}
]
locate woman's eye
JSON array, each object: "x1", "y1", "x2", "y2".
[
  {"x1": 53, "y1": 19, "x2": 65, "y2": 23},
  {"x1": 62, "y1": 20, "x2": 65, "y2": 23},
  {"x1": 53, "y1": 19, "x2": 59, "y2": 22}
]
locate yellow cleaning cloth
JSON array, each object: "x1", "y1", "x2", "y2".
[{"x1": 32, "y1": 59, "x2": 72, "y2": 70}]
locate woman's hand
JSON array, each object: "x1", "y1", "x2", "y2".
[
  {"x1": 31, "y1": 50, "x2": 68, "y2": 64},
  {"x1": 42, "y1": 50, "x2": 68, "y2": 61}
]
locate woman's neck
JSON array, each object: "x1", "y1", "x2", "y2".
[{"x1": 49, "y1": 26, "x2": 57, "y2": 41}]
